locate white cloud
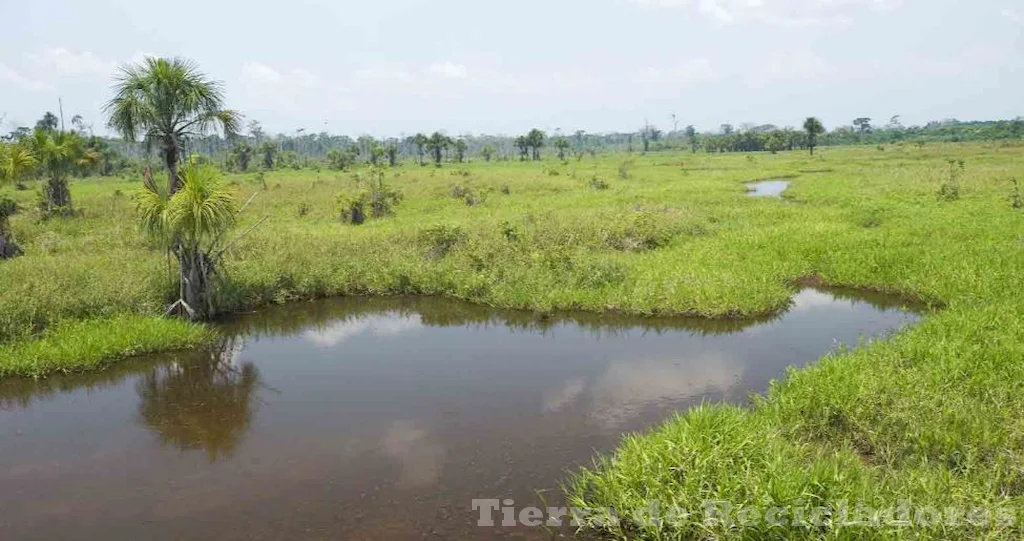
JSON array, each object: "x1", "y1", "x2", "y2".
[
  {"x1": 586, "y1": 353, "x2": 741, "y2": 429},
  {"x1": 756, "y1": 50, "x2": 833, "y2": 82},
  {"x1": 542, "y1": 378, "x2": 586, "y2": 412},
  {"x1": 352, "y1": 63, "x2": 415, "y2": 85},
  {"x1": 241, "y1": 62, "x2": 321, "y2": 89},
  {"x1": 28, "y1": 47, "x2": 116, "y2": 77},
  {"x1": 381, "y1": 420, "x2": 445, "y2": 489},
  {"x1": 0, "y1": 63, "x2": 52, "y2": 91},
  {"x1": 628, "y1": 0, "x2": 901, "y2": 25},
  {"x1": 242, "y1": 61, "x2": 283, "y2": 84},
  {"x1": 635, "y1": 58, "x2": 719, "y2": 86},
  {"x1": 303, "y1": 314, "x2": 422, "y2": 347},
  {"x1": 1002, "y1": 7, "x2": 1021, "y2": 22},
  {"x1": 427, "y1": 62, "x2": 469, "y2": 79},
  {"x1": 699, "y1": 0, "x2": 736, "y2": 23}
]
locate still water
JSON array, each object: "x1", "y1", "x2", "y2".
[
  {"x1": 0, "y1": 289, "x2": 920, "y2": 540},
  {"x1": 746, "y1": 179, "x2": 790, "y2": 197}
]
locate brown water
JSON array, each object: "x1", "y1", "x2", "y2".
[
  {"x1": 0, "y1": 289, "x2": 921, "y2": 540},
  {"x1": 746, "y1": 179, "x2": 790, "y2": 197}
]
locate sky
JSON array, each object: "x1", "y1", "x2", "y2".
[{"x1": 0, "y1": 0, "x2": 1021, "y2": 138}]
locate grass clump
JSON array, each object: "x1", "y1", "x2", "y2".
[
  {"x1": 420, "y1": 223, "x2": 466, "y2": 259},
  {"x1": 937, "y1": 158, "x2": 964, "y2": 201}
]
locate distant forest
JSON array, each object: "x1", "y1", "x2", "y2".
[{"x1": 3, "y1": 112, "x2": 1022, "y2": 175}]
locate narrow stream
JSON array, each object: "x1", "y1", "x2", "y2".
[{"x1": 0, "y1": 289, "x2": 920, "y2": 540}]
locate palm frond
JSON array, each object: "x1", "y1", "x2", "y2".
[
  {"x1": 152, "y1": 163, "x2": 238, "y2": 249},
  {"x1": 104, "y1": 56, "x2": 236, "y2": 147}
]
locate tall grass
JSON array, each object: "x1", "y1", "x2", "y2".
[{"x1": 0, "y1": 315, "x2": 212, "y2": 377}]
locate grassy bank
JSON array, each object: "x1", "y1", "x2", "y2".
[
  {"x1": 2, "y1": 141, "x2": 1023, "y2": 536},
  {"x1": 0, "y1": 315, "x2": 212, "y2": 377}
]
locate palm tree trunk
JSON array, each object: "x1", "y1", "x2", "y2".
[
  {"x1": 176, "y1": 247, "x2": 215, "y2": 320},
  {"x1": 42, "y1": 176, "x2": 73, "y2": 216},
  {"x1": 165, "y1": 136, "x2": 182, "y2": 194}
]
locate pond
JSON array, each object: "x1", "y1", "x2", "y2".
[
  {"x1": 746, "y1": 179, "x2": 790, "y2": 197},
  {"x1": 0, "y1": 289, "x2": 921, "y2": 540}
]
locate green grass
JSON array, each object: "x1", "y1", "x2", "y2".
[
  {"x1": 1, "y1": 141, "x2": 1023, "y2": 537},
  {"x1": 0, "y1": 315, "x2": 213, "y2": 377}
]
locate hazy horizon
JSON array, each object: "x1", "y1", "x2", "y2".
[{"x1": 2, "y1": 0, "x2": 1021, "y2": 139}]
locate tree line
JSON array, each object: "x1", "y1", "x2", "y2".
[{"x1": 8, "y1": 113, "x2": 1021, "y2": 176}]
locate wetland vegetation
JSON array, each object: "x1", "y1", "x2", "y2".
[{"x1": 1, "y1": 57, "x2": 1023, "y2": 539}]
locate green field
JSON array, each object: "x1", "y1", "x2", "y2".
[{"x1": 2, "y1": 141, "x2": 1023, "y2": 537}]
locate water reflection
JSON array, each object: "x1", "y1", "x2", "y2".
[
  {"x1": 746, "y1": 179, "x2": 790, "y2": 197},
  {"x1": 136, "y1": 340, "x2": 261, "y2": 462},
  {"x1": 382, "y1": 420, "x2": 446, "y2": 489},
  {"x1": 218, "y1": 294, "x2": 786, "y2": 342},
  {"x1": 586, "y1": 353, "x2": 740, "y2": 429},
  {"x1": 0, "y1": 289, "x2": 924, "y2": 541},
  {"x1": 304, "y1": 313, "x2": 424, "y2": 347}
]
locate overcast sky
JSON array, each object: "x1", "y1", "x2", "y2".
[{"x1": 1, "y1": 0, "x2": 1021, "y2": 138}]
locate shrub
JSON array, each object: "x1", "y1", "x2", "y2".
[
  {"x1": 340, "y1": 167, "x2": 402, "y2": 223},
  {"x1": 450, "y1": 184, "x2": 470, "y2": 199},
  {"x1": 336, "y1": 190, "x2": 367, "y2": 224},
  {"x1": 575, "y1": 259, "x2": 628, "y2": 288},
  {"x1": 590, "y1": 177, "x2": 609, "y2": 190},
  {"x1": 0, "y1": 196, "x2": 21, "y2": 259},
  {"x1": 501, "y1": 221, "x2": 519, "y2": 242},
  {"x1": 1011, "y1": 178, "x2": 1022, "y2": 210},
  {"x1": 0, "y1": 197, "x2": 19, "y2": 220},
  {"x1": 618, "y1": 159, "x2": 633, "y2": 179},
  {"x1": 420, "y1": 223, "x2": 465, "y2": 259},
  {"x1": 603, "y1": 210, "x2": 677, "y2": 251},
  {"x1": 451, "y1": 184, "x2": 485, "y2": 206},
  {"x1": 938, "y1": 159, "x2": 964, "y2": 201},
  {"x1": 366, "y1": 169, "x2": 402, "y2": 218}
]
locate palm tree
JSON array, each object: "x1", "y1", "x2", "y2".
[
  {"x1": 30, "y1": 128, "x2": 82, "y2": 215},
  {"x1": 413, "y1": 133, "x2": 428, "y2": 166},
  {"x1": 803, "y1": 117, "x2": 825, "y2": 156},
  {"x1": 137, "y1": 162, "x2": 244, "y2": 319},
  {"x1": 0, "y1": 143, "x2": 38, "y2": 258},
  {"x1": 554, "y1": 137, "x2": 570, "y2": 160},
  {"x1": 105, "y1": 57, "x2": 240, "y2": 195},
  {"x1": 514, "y1": 136, "x2": 529, "y2": 161},
  {"x1": 0, "y1": 196, "x2": 18, "y2": 259},
  {"x1": 454, "y1": 139, "x2": 467, "y2": 163},
  {"x1": 35, "y1": 112, "x2": 59, "y2": 132},
  {"x1": 481, "y1": 145, "x2": 495, "y2": 162},
  {"x1": 0, "y1": 143, "x2": 38, "y2": 186},
  {"x1": 526, "y1": 129, "x2": 546, "y2": 160},
  {"x1": 258, "y1": 141, "x2": 277, "y2": 169},
  {"x1": 427, "y1": 132, "x2": 450, "y2": 165}
]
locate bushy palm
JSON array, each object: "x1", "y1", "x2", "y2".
[
  {"x1": 137, "y1": 162, "x2": 239, "y2": 319},
  {"x1": 0, "y1": 144, "x2": 38, "y2": 186},
  {"x1": 105, "y1": 57, "x2": 240, "y2": 194},
  {"x1": 427, "y1": 132, "x2": 451, "y2": 165},
  {"x1": 30, "y1": 129, "x2": 82, "y2": 215},
  {"x1": 804, "y1": 117, "x2": 825, "y2": 156},
  {"x1": 0, "y1": 143, "x2": 38, "y2": 258}
]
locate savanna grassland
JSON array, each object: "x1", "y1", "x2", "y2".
[{"x1": 2, "y1": 141, "x2": 1024, "y2": 538}]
